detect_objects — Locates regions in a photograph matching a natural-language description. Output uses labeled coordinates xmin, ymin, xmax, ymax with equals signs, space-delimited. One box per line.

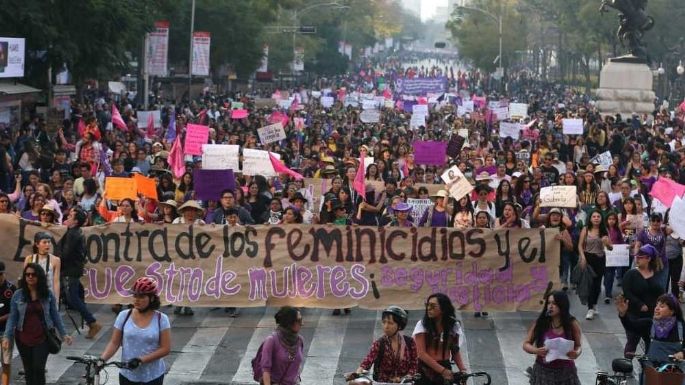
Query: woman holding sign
xmin=579 ymin=210 xmax=613 ymax=320
xmin=523 ymin=291 xmax=582 ymax=385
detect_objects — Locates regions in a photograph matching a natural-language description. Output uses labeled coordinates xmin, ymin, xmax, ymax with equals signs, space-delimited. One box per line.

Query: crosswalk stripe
xmin=492 ymin=312 xmax=531 ymax=385
xmin=231 ymin=307 xmax=277 ymax=384
xmin=299 ymin=312 xmax=350 ymax=385
xmin=164 ymin=310 xmax=234 ymax=385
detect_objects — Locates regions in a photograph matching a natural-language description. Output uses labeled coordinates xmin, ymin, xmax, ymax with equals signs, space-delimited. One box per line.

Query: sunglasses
xmin=24 ymin=272 xmax=37 ymax=278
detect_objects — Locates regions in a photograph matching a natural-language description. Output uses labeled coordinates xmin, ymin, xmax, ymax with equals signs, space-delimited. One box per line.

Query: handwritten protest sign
xmin=605 ymin=244 xmax=630 ymax=267
xmin=362 ymin=99 xmax=379 ymax=110
xmin=412 ymin=141 xmax=447 ymax=166
xmin=132 ymin=174 xmax=158 ymax=201
xmin=462 ymin=100 xmax=475 ymax=112
xmin=407 ymin=198 xmax=433 ymax=224
xmin=184 ymin=124 xmax=210 ymax=156
xmin=278 ymin=99 xmax=292 ymax=110
xmin=441 ymin=166 xmax=473 ymax=200
xmin=136 ymin=110 xmax=161 ymax=129
xmin=242 ymin=149 xmax=279 ymax=176
xmin=257 ymin=122 xmax=286 ymax=145
xmin=193 ymin=169 xmax=236 ymax=201
xmin=499 ymin=122 xmax=522 ymax=139
xmin=413 ymin=104 xmax=428 ymax=115
xmin=590 ymin=151 xmax=612 ymax=167
xmin=491 ymin=106 xmax=509 ymax=121
xmin=104 ymin=177 xmax=138 ymax=201
xmin=447 ymin=135 xmax=465 ymax=158
xmin=231 ymin=109 xmax=248 ymax=119
xmin=360 ymin=110 xmax=381 ymax=123
xmin=321 ymin=96 xmax=334 ymax=108
xmin=231 ymin=102 xmax=244 ymax=110
xmin=202 ymin=144 xmax=239 ymax=170
xmin=540 ymin=186 xmax=577 ymax=208
xmin=508 ymin=103 xmax=528 ymax=119
xmin=410 ymin=114 xmax=426 ymax=129
xmin=0 ymin=215 xmax=558 ymax=311
xmin=562 ymin=119 xmax=584 ymax=135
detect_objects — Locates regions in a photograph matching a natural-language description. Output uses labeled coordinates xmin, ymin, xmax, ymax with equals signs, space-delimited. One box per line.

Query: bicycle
xmin=67 ymin=355 xmax=130 ymax=385
xmin=452 ymin=371 xmax=492 ymax=385
xmin=595 ymin=357 xmax=634 ymax=385
xmin=344 ymin=370 xmax=418 ymax=385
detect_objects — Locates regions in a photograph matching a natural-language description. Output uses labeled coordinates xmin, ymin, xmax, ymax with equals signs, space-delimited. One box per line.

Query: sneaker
xmin=604 ymin=297 xmax=611 ymax=304
xmin=224 ymin=307 xmax=239 ymax=317
xmin=344 ymin=308 xmax=351 ymax=315
xmin=181 ymin=307 xmax=194 ymax=316
xmin=593 ymin=308 xmax=599 ymax=315
xmin=332 ymin=309 xmax=341 ymax=316
xmin=585 ymin=309 xmax=595 ymax=320
xmin=86 ymin=322 xmax=102 ymax=339
xmin=482 ymin=312 xmax=489 ymax=317
xmin=474 ymin=312 xmax=481 ymax=318
xmin=174 ymin=306 xmax=182 ymax=315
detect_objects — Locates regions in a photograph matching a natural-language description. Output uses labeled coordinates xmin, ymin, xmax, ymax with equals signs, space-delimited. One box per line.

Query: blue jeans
xmin=654 ymin=264 xmax=670 ymax=292
xmin=603 ymin=267 xmax=618 ymax=298
xmin=62 ymin=276 xmax=96 ymax=324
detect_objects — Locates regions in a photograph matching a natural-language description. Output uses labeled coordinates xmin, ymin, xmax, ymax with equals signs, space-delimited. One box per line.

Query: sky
xmin=421 ymin=0 xmax=447 ymax=22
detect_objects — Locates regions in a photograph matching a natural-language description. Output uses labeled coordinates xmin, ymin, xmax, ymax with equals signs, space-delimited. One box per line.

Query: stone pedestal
xmin=595 ymin=60 xmax=655 ymax=118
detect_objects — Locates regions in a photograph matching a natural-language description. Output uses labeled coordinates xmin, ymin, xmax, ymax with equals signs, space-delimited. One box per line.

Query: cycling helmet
xmin=382 ymin=305 xmax=408 ymax=330
xmin=130 ymin=277 xmax=158 ymax=295
xmin=34 ymin=231 xmax=53 ymax=243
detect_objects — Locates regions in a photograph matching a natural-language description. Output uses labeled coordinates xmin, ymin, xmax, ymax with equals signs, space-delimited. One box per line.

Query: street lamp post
xmin=290 ymin=2 xmax=349 ymax=75
xmin=457 ymin=6 xmax=503 ymax=81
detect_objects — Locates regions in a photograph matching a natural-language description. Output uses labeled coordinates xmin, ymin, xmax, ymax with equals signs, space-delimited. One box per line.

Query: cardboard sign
xmin=410 ymin=114 xmax=426 ymax=129
xmin=562 ymin=119 xmax=584 ymax=135
xmin=412 ymin=140 xmax=447 ymax=166
xmin=202 ymin=144 xmax=240 ymax=170
xmin=132 ymin=174 xmax=158 ymax=201
xmin=184 ymin=124 xmax=210 ymax=156
xmin=360 ymin=110 xmax=380 ymax=123
xmin=242 ymin=149 xmax=280 ymax=176
xmin=257 ymin=122 xmax=286 ymax=145
xmin=499 ymin=122 xmax=522 ymax=139
xmin=413 ymin=104 xmax=428 ymax=115
xmin=193 ymin=169 xmax=236 ymax=201
xmin=491 ymin=106 xmax=509 ymax=121
xmin=508 ymin=103 xmax=528 ymax=119
xmin=0 ymin=215 xmax=559 ymax=311
xmin=362 ymin=99 xmax=379 ymax=110
xmin=104 ymin=177 xmax=138 ymax=201
xmin=590 ymin=151 xmax=612 ymax=167
xmin=539 ymin=186 xmax=577 ymax=208
xmin=407 ymin=198 xmax=433 ymax=224
xmin=605 ymin=244 xmax=630 ymax=267
xmin=441 ymin=166 xmax=473 ymax=201
xmin=321 ymin=96 xmax=334 ymax=108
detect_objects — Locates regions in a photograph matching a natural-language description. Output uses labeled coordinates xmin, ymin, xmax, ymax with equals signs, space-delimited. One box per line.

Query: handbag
xmin=39 ymin=302 xmax=62 ymax=354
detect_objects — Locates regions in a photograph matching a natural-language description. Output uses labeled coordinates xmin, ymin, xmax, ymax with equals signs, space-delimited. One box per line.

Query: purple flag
xmin=412 ymin=140 xmax=447 ymax=166
xmin=193 ymin=169 xmax=236 ymax=201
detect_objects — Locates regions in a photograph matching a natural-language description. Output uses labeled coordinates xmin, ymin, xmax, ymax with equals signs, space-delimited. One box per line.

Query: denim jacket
xmin=3 ymin=289 xmax=66 ymax=340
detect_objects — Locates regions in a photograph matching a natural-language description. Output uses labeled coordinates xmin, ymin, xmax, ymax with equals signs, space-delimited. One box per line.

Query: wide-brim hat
xmin=594 ymin=165 xmax=607 ymax=173
xmin=394 ymin=202 xmax=411 ymax=212
xmin=475 ymin=171 xmax=492 ymax=181
xmin=39 ymin=204 xmax=55 ymax=216
xmin=159 ymin=199 xmax=178 ymax=211
xmin=548 ymin=208 xmax=563 ymax=216
xmin=178 ymin=200 xmax=204 ymax=213
xmin=322 ymin=165 xmax=338 ymax=174
xmin=432 ymin=189 xmax=449 ymax=199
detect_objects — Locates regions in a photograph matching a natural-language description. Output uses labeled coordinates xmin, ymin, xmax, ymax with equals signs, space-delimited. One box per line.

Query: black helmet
xmin=382 ymin=305 xmax=408 ymax=330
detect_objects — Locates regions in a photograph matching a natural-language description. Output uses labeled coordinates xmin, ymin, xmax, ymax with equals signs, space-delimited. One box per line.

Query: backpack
xmin=372 ymin=335 xmax=415 ymax=381
xmin=252 ymin=333 xmax=304 ymax=383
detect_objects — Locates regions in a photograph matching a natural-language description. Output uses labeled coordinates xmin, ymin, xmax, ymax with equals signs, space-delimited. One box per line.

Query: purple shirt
xmin=637 ymin=229 xmax=666 ymax=265
xmin=260 ymin=333 xmax=304 ymax=385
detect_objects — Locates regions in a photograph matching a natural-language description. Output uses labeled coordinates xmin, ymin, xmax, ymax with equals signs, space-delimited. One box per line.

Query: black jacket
xmin=58 ymin=226 xmax=86 ymax=278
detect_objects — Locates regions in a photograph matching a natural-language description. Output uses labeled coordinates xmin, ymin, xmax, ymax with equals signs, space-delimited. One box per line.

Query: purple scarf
xmin=653 ymin=316 xmax=676 ymax=339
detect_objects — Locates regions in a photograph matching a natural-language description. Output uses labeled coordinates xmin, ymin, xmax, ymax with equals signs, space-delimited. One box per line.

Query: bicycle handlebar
xmin=66 ymin=355 xmax=129 ymax=369
xmin=453 ymin=371 xmax=492 ymax=385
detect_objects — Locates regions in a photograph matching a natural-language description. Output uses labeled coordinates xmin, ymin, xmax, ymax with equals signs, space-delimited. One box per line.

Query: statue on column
xmin=599 ymin=0 xmax=654 ymax=63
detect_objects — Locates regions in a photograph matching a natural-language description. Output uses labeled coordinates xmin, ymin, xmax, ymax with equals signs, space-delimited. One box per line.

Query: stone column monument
xmin=595 ymin=0 xmax=656 ymax=118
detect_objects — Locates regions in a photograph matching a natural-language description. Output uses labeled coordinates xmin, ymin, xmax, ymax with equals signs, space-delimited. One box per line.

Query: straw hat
xmin=39 ymin=204 xmax=56 ymax=216
xmin=158 ymin=200 xmax=178 ymax=211
xmin=322 ymin=165 xmax=338 ymax=175
xmin=475 ymin=171 xmax=492 ymax=181
xmin=178 ymin=200 xmax=204 ymax=213
xmin=431 ymin=189 xmax=449 ymax=199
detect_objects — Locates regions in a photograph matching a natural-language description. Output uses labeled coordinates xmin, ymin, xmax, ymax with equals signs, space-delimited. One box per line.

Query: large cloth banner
xmin=191 ymin=31 xmax=211 ymax=76
xmin=3 ymin=216 xmax=558 ymax=312
xmin=147 ymin=21 xmax=169 ymax=77
xmin=395 ymin=77 xmax=448 ymax=95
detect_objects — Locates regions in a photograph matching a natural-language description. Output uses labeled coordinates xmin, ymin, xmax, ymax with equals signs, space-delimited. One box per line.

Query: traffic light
xmin=299 ymin=26 xmax=316 ymax=34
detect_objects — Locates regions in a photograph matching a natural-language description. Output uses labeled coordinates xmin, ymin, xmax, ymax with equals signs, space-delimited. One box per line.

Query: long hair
xmin=120 ymin=198 xmax=139 ymax=222
xmin=656 ymin=293 xmax=684 ymax=322
xmin=21 ymin=263 xmax=50 ymax=301
xmin=586 ymin=209 xmax=609 ymax=237
xmin=421 ymin=293 xmax=457 ymax=356
xmin=531 ymin=291 xmax=575 ymax=347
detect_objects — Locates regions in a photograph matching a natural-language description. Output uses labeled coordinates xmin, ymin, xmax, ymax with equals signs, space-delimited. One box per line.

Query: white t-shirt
xmin=412 ymin=319 xmax=464 ymax=348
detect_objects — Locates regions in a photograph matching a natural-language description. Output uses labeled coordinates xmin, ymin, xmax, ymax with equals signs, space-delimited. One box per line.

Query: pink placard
xmin=184 ymin=124 xmax=209 ymax=155
xmin=231 ymin=109 xmax=248 ymax=119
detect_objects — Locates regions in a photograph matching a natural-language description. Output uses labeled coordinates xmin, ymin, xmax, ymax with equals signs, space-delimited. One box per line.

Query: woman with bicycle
xmin=100 ymin=277 xmax=171 ymax=385
xmin=2 ymin=263 xmax=73 ymax=385
xmin=616 ymin=293 xmax=685 ymax=375
xmin=353 ymin=306 xmax=418 ymax=383
xmin=412 ymin=293 xmax=467 ymax=385
xmin=522 ymin=290 xmax=582 ymax=385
